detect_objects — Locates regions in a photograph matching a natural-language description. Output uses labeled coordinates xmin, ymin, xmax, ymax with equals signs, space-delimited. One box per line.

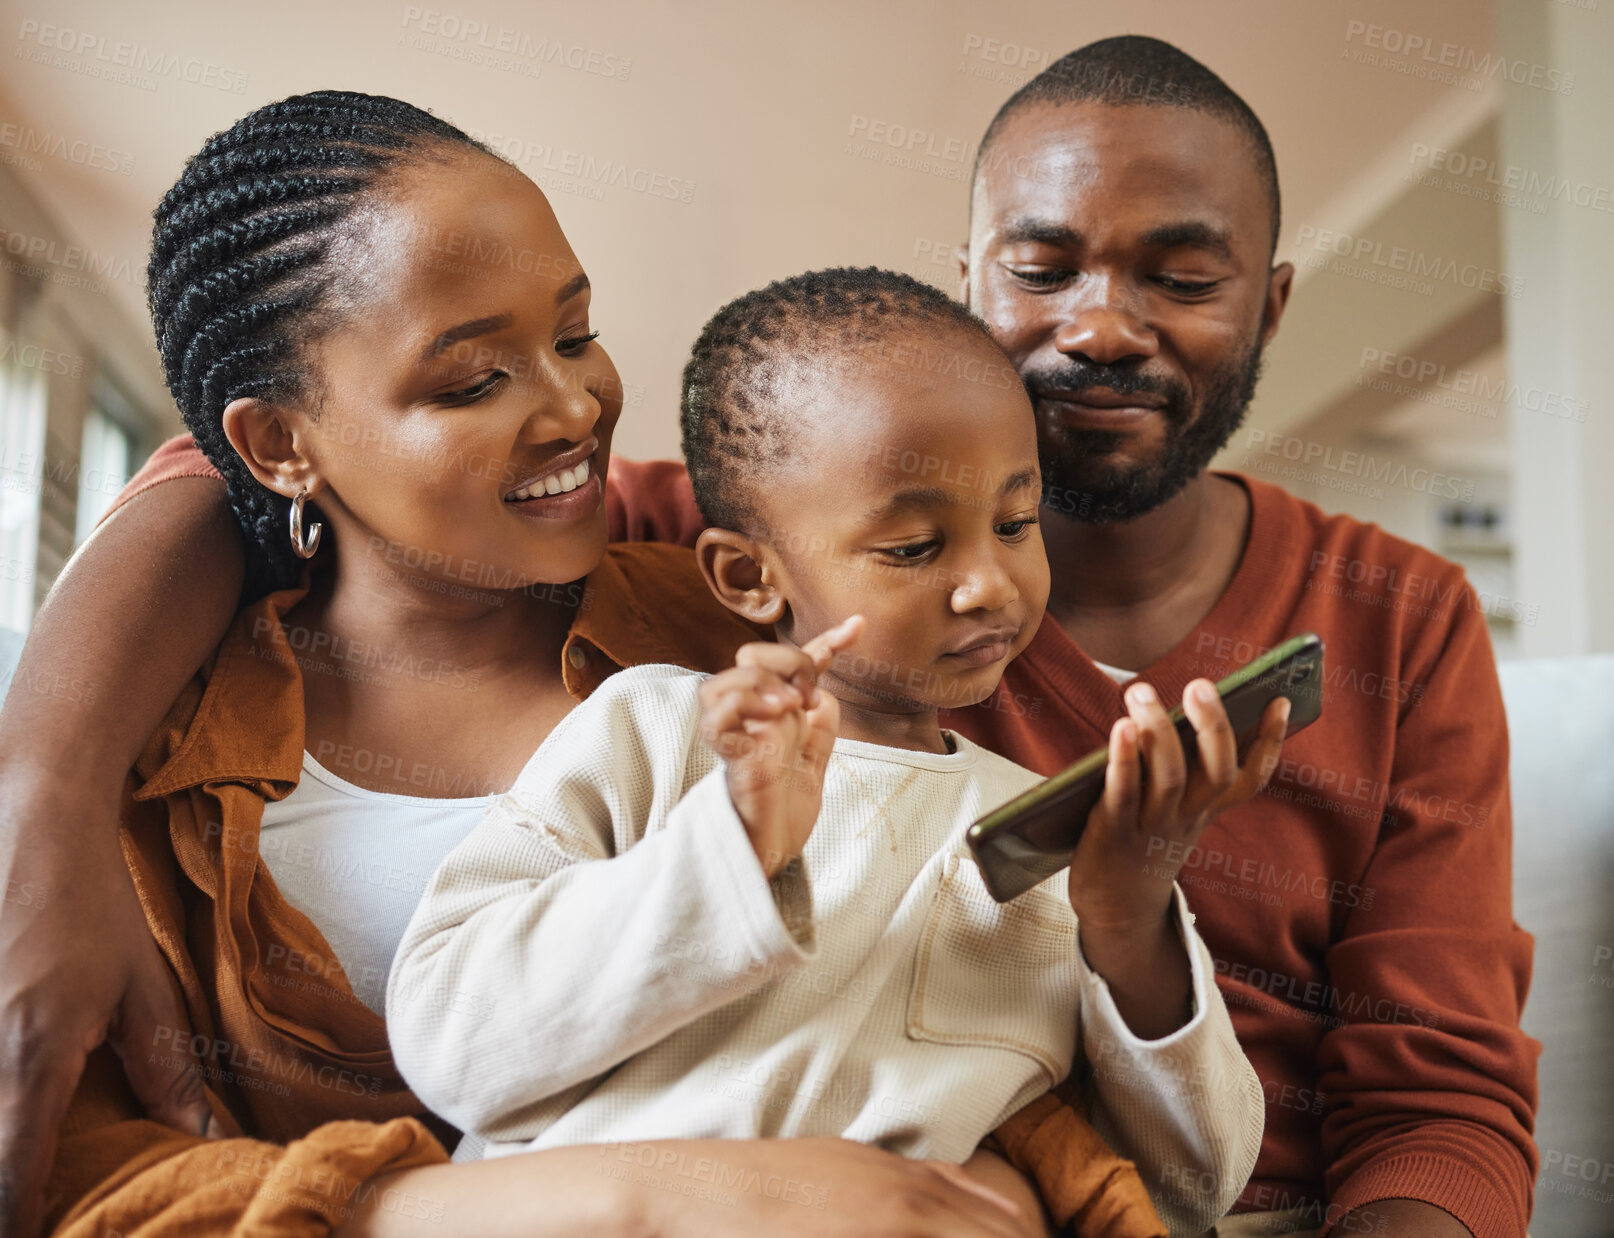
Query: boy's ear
xmin=696 ymin=528 xmax=786 ymax=626
xmin=220 ymin=397 xmax=322 ymax=498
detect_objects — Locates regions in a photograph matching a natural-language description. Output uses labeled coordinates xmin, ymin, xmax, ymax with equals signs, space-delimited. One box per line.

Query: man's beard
xmin=1025 ymin=337 xmax=1265 ymax=525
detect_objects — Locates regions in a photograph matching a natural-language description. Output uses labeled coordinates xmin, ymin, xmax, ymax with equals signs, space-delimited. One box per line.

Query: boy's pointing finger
xmin=735 ymin=643 xmax=819 ymax=684
xmin=801 ymin=614 xmax=864 ymax=668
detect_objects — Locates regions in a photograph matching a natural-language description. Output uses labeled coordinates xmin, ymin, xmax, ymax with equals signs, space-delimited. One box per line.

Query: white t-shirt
xmin=260 ymin=753 xmax=495 ymax=1014
xmin=389 ymin=664 xmax=1262 ymax=1232
xmin=1092 ymin=657 xmax=1136 ymax=684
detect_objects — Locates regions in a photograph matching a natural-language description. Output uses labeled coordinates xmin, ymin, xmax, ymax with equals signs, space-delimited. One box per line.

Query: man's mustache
xmin=1021 ymin=361 xmax=1187 ymax=416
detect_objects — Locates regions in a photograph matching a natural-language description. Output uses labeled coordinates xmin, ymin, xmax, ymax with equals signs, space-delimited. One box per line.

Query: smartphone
xmin=966 ymin=633 xmax=1325 ymax=903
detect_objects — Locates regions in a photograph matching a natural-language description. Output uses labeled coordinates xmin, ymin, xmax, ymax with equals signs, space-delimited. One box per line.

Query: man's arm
xmin=606 ymin=456 xmax=705 ymax=546
xmin=0 ymin=468 xmax=243 ymax=1238
xmin=1338 ymin=1198 xmax=1474 ymax=1236
xmin=1318 ymin=579 xmax=1537 ymax=1238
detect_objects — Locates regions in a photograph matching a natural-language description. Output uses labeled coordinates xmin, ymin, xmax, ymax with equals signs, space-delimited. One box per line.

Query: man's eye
xmin=1156 ymin=277 xmax=1221 ymax=295
xmin=882 ymin=540 xmax=938 ymax=562
xmin=558 ymin=330 xmax=601 ymax=356
xmin=1005 ymin=267 xmax=1072 ymax=289
xmin=441 ymin=372 xmax=507 ymax=403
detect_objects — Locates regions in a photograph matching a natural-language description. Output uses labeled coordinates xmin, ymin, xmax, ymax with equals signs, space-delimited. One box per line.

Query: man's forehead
xmin=975 ymin=100 xmax=1261 ymax=221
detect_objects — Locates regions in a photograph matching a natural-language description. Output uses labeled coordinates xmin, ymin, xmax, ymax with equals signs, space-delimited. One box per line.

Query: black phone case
xmin=966 ymin=633 xmax=1326 ymax=903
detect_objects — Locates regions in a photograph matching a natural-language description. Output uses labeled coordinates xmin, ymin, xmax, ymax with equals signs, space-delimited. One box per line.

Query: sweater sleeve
xmin=988 ymin=1093 xmax=1169 ymax=1238
xmin=106 ymin=434 xmax=222 ymax=520
xmin=1079 ymin=888 xmax=1265 ymax=1237
xmin=1317 ymin=580 xmax=1537 ymax=1238
xmin=386 ymin=666 xmax=814 ymax=1141
xmin=605 ymin=457 xmax=705 ymax=546
xmin=49 ymin=1116 xmax=446 ymax=1237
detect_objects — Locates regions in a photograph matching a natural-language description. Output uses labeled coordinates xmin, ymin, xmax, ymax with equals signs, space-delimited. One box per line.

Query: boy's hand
xmin=698 ymin=617 xmax=863 ymax=877
xmin=1068 ymin=679 xmax=1289 ymax=932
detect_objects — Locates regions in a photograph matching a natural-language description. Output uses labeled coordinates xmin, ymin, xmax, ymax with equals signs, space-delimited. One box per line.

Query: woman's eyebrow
xmin=419 ymin=314 xmax=515 ymax=362
xmin=416 ymin=275 xmax=589 ymax=363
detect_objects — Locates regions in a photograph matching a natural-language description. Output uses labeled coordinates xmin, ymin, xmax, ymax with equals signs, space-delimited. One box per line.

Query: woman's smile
xmin=502 ymin=442 xmax=603 ymax=521
xmin=503 ymin=464 xmax=603 ymax=521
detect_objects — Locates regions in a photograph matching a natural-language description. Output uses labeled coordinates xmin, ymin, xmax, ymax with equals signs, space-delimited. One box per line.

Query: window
xmin=74 ymin=396 xmax=136 ymax=546
xmin=0 ymin=353 xmax=46 ymax=633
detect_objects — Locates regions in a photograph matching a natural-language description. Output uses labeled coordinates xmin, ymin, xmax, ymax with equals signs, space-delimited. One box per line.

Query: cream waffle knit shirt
xmin=388 ymin=665 xmax=1263 ymax=1235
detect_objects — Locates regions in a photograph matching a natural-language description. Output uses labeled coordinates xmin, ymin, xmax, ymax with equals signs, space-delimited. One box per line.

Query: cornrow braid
xmin=147 ymin=90 xmax=499 ymax=598
xmin=679 ymin=266 xmax=1001 ymax=535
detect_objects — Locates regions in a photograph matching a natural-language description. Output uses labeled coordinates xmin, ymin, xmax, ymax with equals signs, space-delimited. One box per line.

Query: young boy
xmin=387 ymin=269 xmax=1286 ymax=1236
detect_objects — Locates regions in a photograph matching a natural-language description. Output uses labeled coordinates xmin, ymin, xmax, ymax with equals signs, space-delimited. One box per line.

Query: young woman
xmin=0 ymin=92 xmax=1084 ymax=1238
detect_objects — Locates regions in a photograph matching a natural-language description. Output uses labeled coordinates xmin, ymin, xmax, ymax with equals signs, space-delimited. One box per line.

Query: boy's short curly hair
xmin=679 ymin=266 xmax=1003 ymax=534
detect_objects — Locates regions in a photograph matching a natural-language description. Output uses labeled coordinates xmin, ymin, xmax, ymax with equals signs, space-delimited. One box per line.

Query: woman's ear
xmin=220 ymin=397 xmax=321 ymax=498
xmin=696 ymin=528 xmax=786 ymax=626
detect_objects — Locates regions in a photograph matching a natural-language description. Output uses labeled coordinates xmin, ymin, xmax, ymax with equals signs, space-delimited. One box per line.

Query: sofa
xmin=1501 ymin=656 xmax=1614 ymax=1237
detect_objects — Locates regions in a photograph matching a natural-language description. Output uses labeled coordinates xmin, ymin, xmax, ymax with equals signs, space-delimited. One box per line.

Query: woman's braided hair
xmin=147 ymin=90 xmax=498 ymax=597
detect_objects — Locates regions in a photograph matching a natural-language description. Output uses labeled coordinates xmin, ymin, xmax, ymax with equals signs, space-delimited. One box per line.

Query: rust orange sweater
xmin=946 ymin=475 xmax=1539 ymax=1237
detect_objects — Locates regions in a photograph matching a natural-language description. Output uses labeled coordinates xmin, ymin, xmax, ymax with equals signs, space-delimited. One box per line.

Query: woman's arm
xmin=605 ymin=457 xmax=705 ymax=548
xmin=339 ymin=1138 xmax=1034 ymax=1238
xmin=0 ymin=474 xmax=243 ymax=1238
xmin=51 ymin=1099 xmax=1028 ymax=1238
xmin=957 ymin=1147 xmax=1055 ymax=1238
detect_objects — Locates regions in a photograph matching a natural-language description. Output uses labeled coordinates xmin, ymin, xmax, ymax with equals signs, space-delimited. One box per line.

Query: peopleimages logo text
xmin=1343 ymin=20 xmax=1574 ymax=94
xmin=1293 ymin=225 xmax=1521 ymax=298
xmin=15 ymin=21 xmax=249 ymax=93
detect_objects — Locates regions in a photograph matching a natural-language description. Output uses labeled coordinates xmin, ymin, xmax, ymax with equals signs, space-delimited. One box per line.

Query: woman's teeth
xmin=507 ymin=457 xmax=590 ymax=501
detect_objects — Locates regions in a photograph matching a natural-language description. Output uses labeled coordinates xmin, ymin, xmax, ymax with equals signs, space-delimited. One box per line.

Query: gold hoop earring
xmin=288 ymin=489 xmax=322 ymax=559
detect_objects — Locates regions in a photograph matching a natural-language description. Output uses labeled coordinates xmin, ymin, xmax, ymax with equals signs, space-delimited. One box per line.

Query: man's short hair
xmin=680 ymin=266 xmax=1001 ymax=535
xmin=973 ymin=35 xmax=1281 ymax=253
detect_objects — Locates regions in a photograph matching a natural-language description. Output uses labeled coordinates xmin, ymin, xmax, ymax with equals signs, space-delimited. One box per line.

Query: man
xmin=943 ymin=37 xmax=1536 ymax=1238
xmin=0 ymin=34 xmax=1536 ymax=1238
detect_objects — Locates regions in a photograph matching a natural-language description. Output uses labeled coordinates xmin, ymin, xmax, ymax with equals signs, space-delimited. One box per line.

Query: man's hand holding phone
xmin=698 ymin=616 xmax=864 ymax=877
xmin=1070 ymin=678 xmax=1289 ymax=929
xmin=1066 ymin=679 xmax=1289 ymax=1038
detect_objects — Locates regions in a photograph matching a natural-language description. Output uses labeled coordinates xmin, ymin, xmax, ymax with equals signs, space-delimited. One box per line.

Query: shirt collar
xmin=134 ymin=576 xmax=312 ymax=800
xmin=135 ymin=543 xmax=763 ymax=798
